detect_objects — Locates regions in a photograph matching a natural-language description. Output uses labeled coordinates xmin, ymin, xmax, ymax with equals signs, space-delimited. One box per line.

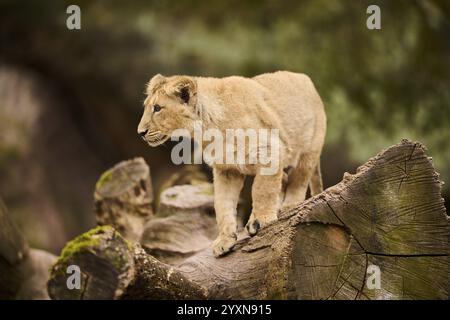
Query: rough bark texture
xmin=47 ymin=140 xmax=450 ymax=299
xmin=0 ymin=198 xmax=56 ymax=299
xmin=95 ymin=157 xmax=154 ymax=242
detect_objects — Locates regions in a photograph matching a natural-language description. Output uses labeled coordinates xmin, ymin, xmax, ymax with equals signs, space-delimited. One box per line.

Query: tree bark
xmin=0 ymin=198 xmax=56 ymax=299
xmin=47 ymin=140 xmax=450 ymax=299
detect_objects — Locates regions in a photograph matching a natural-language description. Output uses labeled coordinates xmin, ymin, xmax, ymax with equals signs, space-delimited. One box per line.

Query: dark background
xmin=0 ymin=0 xmax=449 ymax=253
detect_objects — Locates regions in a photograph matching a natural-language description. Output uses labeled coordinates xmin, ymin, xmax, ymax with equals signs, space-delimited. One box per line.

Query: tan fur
xmin=138 ymin=71 xmax=326 ymax=257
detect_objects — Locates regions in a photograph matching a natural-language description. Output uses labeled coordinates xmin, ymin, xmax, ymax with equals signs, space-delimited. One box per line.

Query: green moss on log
xmin=96 ymin=170 xmax=113 ymax=189
xmin=58 ymin=225 xmax=113 ymax=264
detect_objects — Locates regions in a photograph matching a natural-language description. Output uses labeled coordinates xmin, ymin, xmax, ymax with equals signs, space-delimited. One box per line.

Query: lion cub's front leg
xmin=212 ymin=168 xmax=245 ymax=257
xmin=246 ymin=170 xmax=283 ymax=236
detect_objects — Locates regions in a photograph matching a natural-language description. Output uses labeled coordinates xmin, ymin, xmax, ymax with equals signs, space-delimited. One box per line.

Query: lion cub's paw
xmin=212 ymin=233 xmax=237 ymax=257
xmin=245 ymin=214 xmax=277 ymax=236
xmin=245 ymin=218 xmax=261 ymax=236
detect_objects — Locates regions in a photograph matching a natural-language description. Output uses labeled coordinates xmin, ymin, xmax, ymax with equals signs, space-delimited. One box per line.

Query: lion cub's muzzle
xmin=139 ymin=130 xmax=169 ymax=147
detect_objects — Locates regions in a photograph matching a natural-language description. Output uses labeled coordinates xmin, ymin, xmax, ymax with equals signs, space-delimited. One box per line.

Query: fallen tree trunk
xmin=0 ymin=198 xmax=56 ymax=299
xmin=47 ymin=140 xmax=450 ymax=299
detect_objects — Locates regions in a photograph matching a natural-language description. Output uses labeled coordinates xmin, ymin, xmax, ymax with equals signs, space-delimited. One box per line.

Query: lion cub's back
xmin=252 ymin=71 xmax=321 ymax=111
xmin=252 ymin=71 xmax=326 ymax=153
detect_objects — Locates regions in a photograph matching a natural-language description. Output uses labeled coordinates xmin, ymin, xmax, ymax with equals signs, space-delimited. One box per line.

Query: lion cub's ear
xmin=168 ymin=76 xmax=197 ymax=105
xmin=146 ymin=74 xmax=166 ymax=94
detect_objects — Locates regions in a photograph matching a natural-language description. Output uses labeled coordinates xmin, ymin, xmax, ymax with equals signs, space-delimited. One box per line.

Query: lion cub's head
xmin=138 ymin=74 xmax=198 ymax=146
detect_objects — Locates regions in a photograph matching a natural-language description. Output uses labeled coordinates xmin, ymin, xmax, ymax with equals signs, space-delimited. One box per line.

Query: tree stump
xmin=94 ymin=157 xmax=154 ymax=242
xmin=48 ymin=140 xmax=450 ymax=299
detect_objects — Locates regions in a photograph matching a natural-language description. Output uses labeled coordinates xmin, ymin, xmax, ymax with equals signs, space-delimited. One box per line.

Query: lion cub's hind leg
xmin=309 ymin=161 xmax=323 ymax=196
xmin=245 ymin=170 xmax=283 ymax=236
xmin=282 ymin=152 xmax=321 ymax=210
xmin=212 ymin=168 xmax=245 ymax=257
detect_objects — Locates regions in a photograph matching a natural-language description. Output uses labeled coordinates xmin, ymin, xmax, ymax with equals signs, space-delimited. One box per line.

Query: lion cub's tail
xmin=309 ymin=161 xmax=323 ymax=196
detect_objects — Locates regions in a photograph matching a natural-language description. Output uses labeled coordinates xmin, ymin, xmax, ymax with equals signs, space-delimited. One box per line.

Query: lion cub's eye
xmin=153 ymin=104 xmax=162 ymax=113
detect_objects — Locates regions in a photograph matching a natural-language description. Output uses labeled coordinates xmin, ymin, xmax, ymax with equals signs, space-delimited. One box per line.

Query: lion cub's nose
xmin=138 ymin=129 xmax=148 ymax=137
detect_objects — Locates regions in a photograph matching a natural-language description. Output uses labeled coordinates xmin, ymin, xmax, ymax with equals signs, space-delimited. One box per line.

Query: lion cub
xmin=138 ymin=71 xmax=326 ymax=257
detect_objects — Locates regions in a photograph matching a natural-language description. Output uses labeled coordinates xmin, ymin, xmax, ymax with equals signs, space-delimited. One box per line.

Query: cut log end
xmin=95 ymin=158 xmax=151 ymax=197
xmin=47 ymin=226 xmax=206 ymax=300
xmin=141 ymin=183 xmax=217 ymax=264
xmin=289 ymin=140 xmax=450 ymax=299
xmin=47 ymin=226 xmax=135 ymax=300
xmin=158 ymin=183 xmax=214 ymax=216
xmin=94 ymin=158 xmax=153 ymax=241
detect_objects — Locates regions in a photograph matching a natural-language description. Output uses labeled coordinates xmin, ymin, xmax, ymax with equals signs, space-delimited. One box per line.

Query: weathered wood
xmin=287 ymin=140 xmax=450 ymax=299
xmin=47 ymin=226 xmax=206 ymax=299
xmin=158 ymin=183 xmax=214 ymax=216
xmin=141 ymin=183 xmax=217 ymax=265
xmin=155 ymin=164 xmax=210 ymax=210
xmin=95 ymin=157 xmax=154 ymax=241
xmin=96 ymin=159 xmax=217 ymax=265
xmin=48 ymin=140 xmax=450 ymax=299
xmin=0 ymin=198 xmax=56 ymax=299
xmin=15 ymin=249 xmax=57 ymax=299
xmin=48 ymin=226 xmax=136 ymax=299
